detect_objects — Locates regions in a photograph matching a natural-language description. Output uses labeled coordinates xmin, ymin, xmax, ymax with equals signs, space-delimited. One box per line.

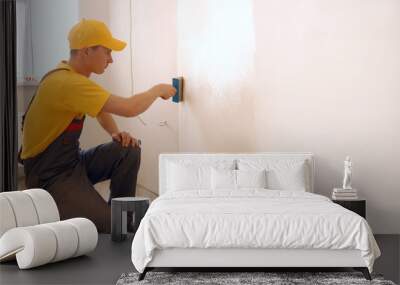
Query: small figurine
xmin=342 ymin=156 xmax=352 ymax=190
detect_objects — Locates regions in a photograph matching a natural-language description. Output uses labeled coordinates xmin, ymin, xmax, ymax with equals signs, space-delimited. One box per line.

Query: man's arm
xmin=97 ymin=112 xmax=119 ymax=135
xmin=97 ymin=112 xmax=139 ymax=147
xmin=101 ymin=84 xmax=176 ymax=117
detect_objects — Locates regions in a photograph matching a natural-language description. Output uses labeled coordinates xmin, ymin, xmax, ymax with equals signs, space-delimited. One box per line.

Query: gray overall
xmin=22 ymin=70 xmax=141 ymax=233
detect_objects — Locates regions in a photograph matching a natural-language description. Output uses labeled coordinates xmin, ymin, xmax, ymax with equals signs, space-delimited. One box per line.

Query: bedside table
xmin=332 ymin=199 xmax=366 ymax=219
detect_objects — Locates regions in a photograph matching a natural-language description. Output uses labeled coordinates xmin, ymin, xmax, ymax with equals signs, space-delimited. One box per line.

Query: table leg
xmin=111 ymin=202 xmax=124 ymax=241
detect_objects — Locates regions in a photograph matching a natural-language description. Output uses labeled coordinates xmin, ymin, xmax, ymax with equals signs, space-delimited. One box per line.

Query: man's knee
xmin=126 ymin=145 xmax=141 ymax=166
xmin=109 ymin=141 xmax=141 ymax=164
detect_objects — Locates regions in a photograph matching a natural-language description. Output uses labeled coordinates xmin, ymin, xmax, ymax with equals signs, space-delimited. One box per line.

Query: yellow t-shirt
xmin=21 ymin=61 xmax=110 ymax=159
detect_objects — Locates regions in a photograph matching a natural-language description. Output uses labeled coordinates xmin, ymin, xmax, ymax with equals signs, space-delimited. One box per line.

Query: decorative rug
xmin=116 ymin=271 xmax=396 ymax=285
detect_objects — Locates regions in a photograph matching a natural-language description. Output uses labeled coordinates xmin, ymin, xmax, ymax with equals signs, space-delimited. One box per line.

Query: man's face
xmin=86 ymin=46 xmax=113 ymax=74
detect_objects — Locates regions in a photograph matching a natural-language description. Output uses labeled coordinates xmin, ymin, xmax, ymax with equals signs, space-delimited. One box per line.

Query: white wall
xmin=130 ymin=0 xmax=179 ymax=193
xmin=176 ymin=0 xmax=400 ymax=234
xmin=79 ymin=0 xmax=114 ymax=149
xmin=250 ymin=0 xmax=400 ymax=234
xmin=79 ymin=0 xmax=179 ymax=197
xmin=80 ymin=0 xmax=399 ymax=233
xmin=29 ymin=0 xmax=79 ymax=80
xmin=177 ymin=0 xmax=258 ymax=152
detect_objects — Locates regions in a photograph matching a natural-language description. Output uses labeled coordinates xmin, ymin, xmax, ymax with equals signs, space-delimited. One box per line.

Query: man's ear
xmin=82 ymin=47 xmax=90 ymax=56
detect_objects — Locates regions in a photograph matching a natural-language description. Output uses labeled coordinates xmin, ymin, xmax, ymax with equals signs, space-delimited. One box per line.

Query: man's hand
xmin=150 ymin=84 xmax=176 ymax=100
xmin=111 ymin=131 xmax=139 ymax=147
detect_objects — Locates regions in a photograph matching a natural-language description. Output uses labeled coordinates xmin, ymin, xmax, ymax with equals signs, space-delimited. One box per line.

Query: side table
xmin=332 ymin=199 xmax=366 ymax=219
xmin=111 ymin=197 xmax=150 ymax=242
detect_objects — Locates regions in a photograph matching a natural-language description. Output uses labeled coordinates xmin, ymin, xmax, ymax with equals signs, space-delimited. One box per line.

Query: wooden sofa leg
xmin=138 ymin=268 xmax=148 ymax=281
xmin=354 ymin=267 xmax=372 ymax=280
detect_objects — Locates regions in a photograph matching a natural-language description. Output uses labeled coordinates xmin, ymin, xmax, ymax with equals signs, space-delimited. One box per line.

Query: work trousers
xmin=24 ymin=119 xmax=141 ymax=233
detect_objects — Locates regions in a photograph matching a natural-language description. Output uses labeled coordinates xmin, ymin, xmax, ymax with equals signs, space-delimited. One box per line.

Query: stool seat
xmin=113 ymin=197 xmax=149 ymax=202
xmin=111 ymin=197 xmax=150 ymax=242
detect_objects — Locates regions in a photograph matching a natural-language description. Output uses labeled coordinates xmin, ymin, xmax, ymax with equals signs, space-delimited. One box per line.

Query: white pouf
xmin=0 ymin=189 xmax=98 ymax=269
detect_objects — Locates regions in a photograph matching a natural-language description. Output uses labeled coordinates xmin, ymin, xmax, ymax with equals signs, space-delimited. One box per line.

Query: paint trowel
xmin=172 ymin=77 xmax=184 ymax=103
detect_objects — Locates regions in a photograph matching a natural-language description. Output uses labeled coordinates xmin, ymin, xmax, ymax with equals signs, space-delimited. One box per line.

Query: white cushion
xmin=0 ymin=196 xmax=16 ymax=237
xmin=211 ymin=169 xmax=268 ymax=190
xmin=24 ymin=189 xmax=60 ymax=223
xmin=0 ymin=191 xmax=39 ymax=227
xmin=238 ymin=159 xmax=307 ymax=191
xmin=167 ymin=163 xmax=210 ymax=191
xmin=66 ymin=218 xmax=98 ymax=257
xmin=167 ymin=160 xmax=235 ymax=192
xmin=0 ymin=190 xmax=60 ymax=237
xmin=159 ymin=154 xmax=314 ymax=194
xmin=42 ymin=221 xmax=79 ymax=262
xmin=0 ymin=225 xmax=57 ymax=268
xmin=237 ymin=169 xmax=267 ymax=188
xmin=211 ymin=168 xmax=236 ymax=190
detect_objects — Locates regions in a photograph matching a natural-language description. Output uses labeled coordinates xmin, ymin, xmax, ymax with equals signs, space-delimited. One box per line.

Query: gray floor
xmin=0 ymin=234 xmax=399 ymax=285
xmin=374 ymin=234 xmax=400 ymax=284
xmin=0 ymin=234 xmax=134 ymax=285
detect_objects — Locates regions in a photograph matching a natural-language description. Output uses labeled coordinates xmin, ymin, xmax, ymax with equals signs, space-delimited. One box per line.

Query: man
xmin=20 ymin=19 xmax=176 ymax=233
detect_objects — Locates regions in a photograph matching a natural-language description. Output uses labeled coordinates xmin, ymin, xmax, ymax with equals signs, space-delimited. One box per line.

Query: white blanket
xmin=131 ymin=190 xmax=380 ymax=272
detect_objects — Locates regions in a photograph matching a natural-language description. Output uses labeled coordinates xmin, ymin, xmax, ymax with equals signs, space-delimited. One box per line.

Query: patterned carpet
xmin=116 ymin=271 xmax=396 ymax=285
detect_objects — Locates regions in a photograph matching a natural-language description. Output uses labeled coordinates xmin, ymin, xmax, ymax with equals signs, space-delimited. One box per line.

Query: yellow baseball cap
xmin=68 ymin=19 xmax=126 ymax=51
